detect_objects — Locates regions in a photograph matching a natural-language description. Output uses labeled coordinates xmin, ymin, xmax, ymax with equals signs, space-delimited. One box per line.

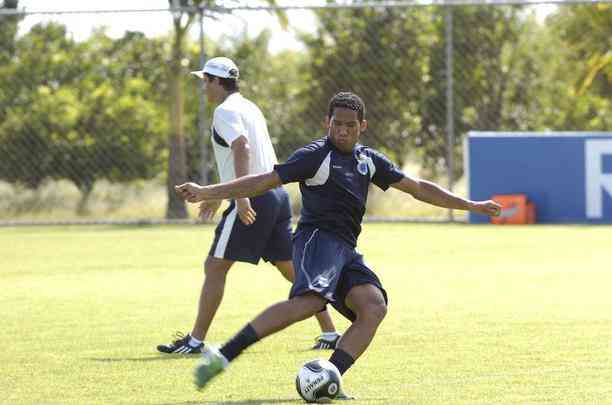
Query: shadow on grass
xmin=159 ymin=397 xmax=388 ymax=404
xmin=87 ymin=350 xmax=280 ymax=363
xmin=158 ymin=399 xmax=301 ymax=405
xmin=88 ymin=354 xmax=199 ymax=362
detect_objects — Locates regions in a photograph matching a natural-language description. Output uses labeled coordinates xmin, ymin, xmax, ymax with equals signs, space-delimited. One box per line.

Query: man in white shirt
xmin=157 ymin=57 xmax=340 ymax=354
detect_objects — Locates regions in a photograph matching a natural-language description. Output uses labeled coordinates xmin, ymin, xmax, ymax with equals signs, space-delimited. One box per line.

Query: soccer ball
xmin=295 ymin=359 xmax=342 ymax=403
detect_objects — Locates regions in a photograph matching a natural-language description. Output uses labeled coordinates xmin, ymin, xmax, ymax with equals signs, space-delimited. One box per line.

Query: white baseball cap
xmin=190 ymin=57 xmax=239 ymax=79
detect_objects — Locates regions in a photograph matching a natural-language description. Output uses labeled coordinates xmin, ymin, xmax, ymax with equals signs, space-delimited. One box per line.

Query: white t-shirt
xmin=211 ymin=93 xmax=278 ymax=183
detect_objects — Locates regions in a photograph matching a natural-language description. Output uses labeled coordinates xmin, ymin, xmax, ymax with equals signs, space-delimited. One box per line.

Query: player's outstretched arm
xmin=175 ymin=171 xmax=282 ymax=203
xmin=390 ymin=175 xmax=501 ymax=217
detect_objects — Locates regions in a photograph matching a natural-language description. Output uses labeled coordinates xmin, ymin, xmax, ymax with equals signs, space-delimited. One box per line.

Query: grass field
xmin=2 ymin=224 xmax=612 ymax=405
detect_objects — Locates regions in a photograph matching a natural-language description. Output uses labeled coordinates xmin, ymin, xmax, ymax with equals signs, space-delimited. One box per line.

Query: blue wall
xmin=467 ymin=132 xmax=612 ymax=224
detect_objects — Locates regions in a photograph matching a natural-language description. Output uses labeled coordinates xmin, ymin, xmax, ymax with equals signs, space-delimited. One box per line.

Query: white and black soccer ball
xmin=295 ymin=359 xmax=342 ymax=403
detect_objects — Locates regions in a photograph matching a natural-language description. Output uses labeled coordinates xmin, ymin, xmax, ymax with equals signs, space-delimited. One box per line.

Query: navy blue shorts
xmin=289 ymin=226 xmax=388 ymax=322
xmin=209 ymin=187 xmax=293 ymax=265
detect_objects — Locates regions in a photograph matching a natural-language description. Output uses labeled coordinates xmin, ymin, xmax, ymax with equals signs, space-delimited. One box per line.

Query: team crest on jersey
xmin=357 ymin=161 xmax=369 ymax=176
xmin=356 ymin=153 xmax=371 ymax=176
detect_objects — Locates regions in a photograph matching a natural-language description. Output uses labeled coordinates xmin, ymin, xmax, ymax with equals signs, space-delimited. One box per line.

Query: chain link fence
xmin=1 ymin=1 xmax=610 ymax=224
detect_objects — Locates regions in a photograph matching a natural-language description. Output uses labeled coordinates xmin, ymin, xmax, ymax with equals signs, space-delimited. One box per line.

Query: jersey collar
xmin=222 ymin=91 xmax=241 ymax=103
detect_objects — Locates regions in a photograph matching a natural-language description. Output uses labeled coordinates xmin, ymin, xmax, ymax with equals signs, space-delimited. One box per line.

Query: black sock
xmin=219 ymin=323 xmax=260 ymax=363
xmin=329 ymin=348 xmax=355 ymax=375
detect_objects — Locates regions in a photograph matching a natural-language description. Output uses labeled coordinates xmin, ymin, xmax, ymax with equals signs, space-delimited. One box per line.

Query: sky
xmin=16 ymin=0 xmax=318 ymax=53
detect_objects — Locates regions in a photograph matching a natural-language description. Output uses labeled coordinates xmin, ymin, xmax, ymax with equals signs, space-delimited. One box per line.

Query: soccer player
xmin=175 ymin=92 xmax=501 ymax=395
xmin=157 ymin=57 xmax=340 ymax=354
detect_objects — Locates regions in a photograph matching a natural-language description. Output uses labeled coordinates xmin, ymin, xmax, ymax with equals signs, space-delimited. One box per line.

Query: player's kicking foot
xmin=157 ymin=332 xmax=204 ymax=354
xmin=336 ymin=387 xmax=355 ymax=400
xmin=194 ymin=346 xmax=228 ymax=390
xmin=311 ymin=332 xmax=342 ymax=350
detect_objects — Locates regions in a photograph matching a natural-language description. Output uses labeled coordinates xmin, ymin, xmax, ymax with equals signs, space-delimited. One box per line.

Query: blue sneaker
xmin=193 ymin=346 xmax=228 ymax=390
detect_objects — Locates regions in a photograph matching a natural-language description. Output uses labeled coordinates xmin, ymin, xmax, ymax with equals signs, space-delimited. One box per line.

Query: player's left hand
xmin=469 ymin=200 xmax=502 ymax=217
xmin=199 ymin=200 xmax=222 ymax=220
xmin=236 ymin=197 xmax=256 ymax=225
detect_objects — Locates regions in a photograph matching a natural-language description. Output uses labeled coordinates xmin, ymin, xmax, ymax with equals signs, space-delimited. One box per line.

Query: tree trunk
xmin=76 ymin=182 xmax=93 ymax=216
xmin=165 ymin=26 xmax=188 ymax=219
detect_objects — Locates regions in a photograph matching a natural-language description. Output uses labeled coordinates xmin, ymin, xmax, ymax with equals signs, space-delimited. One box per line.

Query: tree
xmin=0 ymin=0 xmax=21 ymax=130
xmin=446 ymin=6 xmax=525 ymax=176
xmin=0 ymin=0 xmax=21 ymax=65
xmin=0 ymin=23 xmax=168 ymax=214
xmin=536 ymin=4 xmax=612 ymax=130
xmin=0 ymin=23 xmax=81 ymax=190
xmin=500 ymin=4 xmax=611 ymax=132
xmin=295 ymin=6 xmax=435 ymax=167
xmin=551 ymin=4 xmax=611 ymax=97
xmin=294 ymin=4 xmax=527 ymax=178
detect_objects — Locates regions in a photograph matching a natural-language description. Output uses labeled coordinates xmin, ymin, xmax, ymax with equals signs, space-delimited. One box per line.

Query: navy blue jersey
xmin=274 ymin=137 xmax=405 ymax=246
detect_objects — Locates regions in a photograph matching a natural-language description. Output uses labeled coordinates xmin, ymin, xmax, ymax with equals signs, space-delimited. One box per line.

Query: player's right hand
xmin=236 ymin=197 xmax=256 ymax=226
xmin=175 ymin=182 xmax=205 ymax=203
xmin=199 ymin=200 xmax=222 ymax=221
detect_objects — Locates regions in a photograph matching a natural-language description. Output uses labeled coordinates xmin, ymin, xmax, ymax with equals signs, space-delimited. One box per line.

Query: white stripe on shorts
xmin=214 ymin=204 xmax=237 ymax=259
xmin=300 ymin=228 xmax=322 ymax=293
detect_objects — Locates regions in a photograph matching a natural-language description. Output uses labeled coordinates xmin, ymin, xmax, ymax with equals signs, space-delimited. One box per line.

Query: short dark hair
xmin=327 ymin=92 xmax=366 ymax=121
xmin=204 ymin=72 xmax=239 ymax=92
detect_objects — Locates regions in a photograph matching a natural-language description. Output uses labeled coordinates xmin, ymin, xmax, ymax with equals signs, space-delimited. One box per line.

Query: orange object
xmin=491 ymin=194 xmax=536 ymax=224
xmin=526 ymin=202 xmax=536 ymax=224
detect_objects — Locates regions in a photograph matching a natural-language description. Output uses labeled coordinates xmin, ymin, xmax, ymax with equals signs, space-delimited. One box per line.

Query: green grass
xmin=1 ymin=224 xmax=611 ymax=404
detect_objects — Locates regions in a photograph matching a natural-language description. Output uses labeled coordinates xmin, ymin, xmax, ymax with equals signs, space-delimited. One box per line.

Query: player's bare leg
xmin=272 ymin=259 xmax=295 ymax=282
xmin=191 ymin=256 xmax=235 ymax=341
xmin=251 ymin=292 xmax=328 ymax=337
xmin=322 ymin=284 xmax=386 ymax=400
xmin=157 ymin=256 xmax=234 ymax=354
xmin=313 ymin=308 xmax=337 ymax=334
xmin=274 ymin=260 xmax=337 ymax=334
xmin=335 ymin=283 xmax=387 ymax=360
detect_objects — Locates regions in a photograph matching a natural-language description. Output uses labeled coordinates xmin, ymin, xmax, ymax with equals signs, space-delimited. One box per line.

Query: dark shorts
xmin=289 ymin=226 xmax=388 ymax=322
xmin=209 ymin=187 xmax=293 ymax=265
